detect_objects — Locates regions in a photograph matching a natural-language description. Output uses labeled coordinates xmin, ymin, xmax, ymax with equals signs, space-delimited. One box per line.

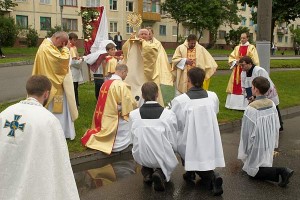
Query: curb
xmin=70 ymin=105 xmax=300 ymax=166
xmin=0 ymin=60 xmax=33 ymax=68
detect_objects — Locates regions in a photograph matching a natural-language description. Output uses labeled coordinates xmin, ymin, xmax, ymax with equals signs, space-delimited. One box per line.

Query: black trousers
xmin=181 ymin=158 xmax=214 ymax=181
xmin=276 ymin=105 xmax=283 ymax=128
xmin=94 ymin=74 xmax=104 ymax=100
xmin=73 ymin=82 xmax=79 ymax=107
xmin=253 ymin=167 xmax=284 ymax=182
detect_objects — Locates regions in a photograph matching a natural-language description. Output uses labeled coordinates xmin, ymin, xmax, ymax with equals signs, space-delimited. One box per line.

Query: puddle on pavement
xmin=73 ymin=154 xmax=139 ymax=196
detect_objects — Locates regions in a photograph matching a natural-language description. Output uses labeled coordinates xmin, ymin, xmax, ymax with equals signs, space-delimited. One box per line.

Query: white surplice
xmin=0 ymin=98 xmax=79 ymax=200
xmin=241 ymin=66 xmax=279 ymax=105
xmin=171 ymin=92 xmax=225 ymax=171
xmin=129 ymin=108 xmax=178 ymax=181
xmin=238 ymin=99 xmax=280 ymax=177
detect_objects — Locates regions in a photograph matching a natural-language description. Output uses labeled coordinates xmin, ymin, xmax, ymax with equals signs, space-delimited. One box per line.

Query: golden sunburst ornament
xmin=127 ymin=12 xmax=142 ymax=31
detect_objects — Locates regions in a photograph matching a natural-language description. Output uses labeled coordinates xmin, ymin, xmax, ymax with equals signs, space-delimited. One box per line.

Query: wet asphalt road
xmin=74 ymin=116 xmax=300 ymax=200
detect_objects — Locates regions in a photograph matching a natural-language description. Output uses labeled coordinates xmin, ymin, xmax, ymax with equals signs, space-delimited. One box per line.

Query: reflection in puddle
xmin=74 ymin=160 xmax=137 ymax=196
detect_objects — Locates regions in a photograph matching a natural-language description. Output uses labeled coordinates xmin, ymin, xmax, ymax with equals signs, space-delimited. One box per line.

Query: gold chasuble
xmin=172 ymin=40 xmax=218 ymax=93
xmin=32 ymin=39 xmax=78 ymax=121
xmin=81 ymin=79 xmax=136 ymax=154
xmin=122 ymin=38 xmax=172 ymax=106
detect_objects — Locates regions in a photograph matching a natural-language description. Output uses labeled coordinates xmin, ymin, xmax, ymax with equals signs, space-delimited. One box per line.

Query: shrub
xmin=26 ymin=27 xmax=39 ymax=47
xmin=0 ymin=16 xmax=19 ymax=46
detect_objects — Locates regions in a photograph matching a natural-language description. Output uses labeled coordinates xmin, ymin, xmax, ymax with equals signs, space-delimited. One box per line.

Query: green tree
xmin=0 ymin=0 xmax=18 ymax=12
xmin=161 ymin=0 xmax=187 ymax=43
xmin=225 ymin=26 xmax=250 ymax=46
xmin=0 ymin=16 xmax=19 ymax=46
xmin=290 ymin=27 xmax=300 ymax=45
xmin=183 ymin=0 xmax=240 ymax=46
xmin=237 ymin=0 xmax=300 ymax=44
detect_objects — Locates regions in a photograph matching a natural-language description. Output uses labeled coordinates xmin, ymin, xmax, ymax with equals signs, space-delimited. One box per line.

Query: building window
xmin=126 ymin=23 xmax=133 ymax=33
xmin=172 ymin=26 xmax=177 ymax=36
xmin=285 ymin=36 xmax=288 ymax=43
xmin=15 ymin=0 xmax=27 ymax=2
xmin=16 ymin=15 xmax=28 ymax=29
xmin=63 ymin=0 xmax=77 ymax=6
xmin=277 ymin=35 xmax=283 ymax=43
xmin=110 ymin=22 xmax=118 ymax=32
xmin=40 ymin=0 xmax=50 ymax=4
xmin=40 ymin=17 xmax=51 ymax=30
xmin=110 ymin=0 xmax=118 ymax=10
xmin=86 ymin=0 xmax=100 ymax=7
xmin=241 ymin=17 xmax=246 ymax=26
xmin=143 ymin=0 xmax=159 ymax=13
xmin=159 ymin=25 xmax=166 ymax=36
xmin=219 ymin=30 xmax=226 ymax=39
xmin=126 ymin=1 xmax=133 ymax=12
xmin=62 ymin=18 xmax=77 ymax=31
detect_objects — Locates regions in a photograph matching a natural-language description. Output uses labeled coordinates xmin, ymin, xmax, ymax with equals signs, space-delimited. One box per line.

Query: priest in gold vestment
xmin=122 ymin=29 xmax=173 ymax=106
xmin=32 ymin=31 xmax=78 ymax=140
xmin=172 ymin=34 xmax=218 ymax=96
xmin=81 ymin=64 xmax=137 ymax=154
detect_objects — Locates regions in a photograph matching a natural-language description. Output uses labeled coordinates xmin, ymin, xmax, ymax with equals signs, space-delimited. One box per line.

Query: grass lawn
xmin=165 ymin=48 xmax=297 ymax=56
xmin=1 ymin=47 xmax=298 ymax=64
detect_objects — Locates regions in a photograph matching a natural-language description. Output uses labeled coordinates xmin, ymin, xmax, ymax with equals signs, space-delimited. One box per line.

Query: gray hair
xmin=115 ymin=64 xmax=128 ymax=72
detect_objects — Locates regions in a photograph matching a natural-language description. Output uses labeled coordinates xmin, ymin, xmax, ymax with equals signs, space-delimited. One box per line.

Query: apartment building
xmin=4 ymin=0 xmax=300 ymax=48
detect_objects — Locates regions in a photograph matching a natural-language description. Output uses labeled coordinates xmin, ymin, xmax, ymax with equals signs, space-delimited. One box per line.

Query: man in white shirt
xmin=239 ymin=56 xmax=283 ymax=131
xmin=171 ymin=67 xmax=225 ymax=196
xmin=238 ymin=76 xmax=293 ymax=187
xmin=130 ymin=82 xmax=178 ymax=191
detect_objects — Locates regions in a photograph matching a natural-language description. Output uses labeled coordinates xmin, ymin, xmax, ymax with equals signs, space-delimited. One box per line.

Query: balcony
xmin=138 ymin=0 xmax=161 ymax=22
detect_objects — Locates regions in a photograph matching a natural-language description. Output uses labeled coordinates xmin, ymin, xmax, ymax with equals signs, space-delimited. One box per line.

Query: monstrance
xmin=127 ymin=12 xmax=142 ymax=40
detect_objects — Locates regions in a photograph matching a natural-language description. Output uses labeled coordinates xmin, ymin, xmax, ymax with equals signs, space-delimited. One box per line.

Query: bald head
xmin=51 ymin=31 xmax=69 ymax=48
xmin=138 ymin=29 xmax=149 ymax=40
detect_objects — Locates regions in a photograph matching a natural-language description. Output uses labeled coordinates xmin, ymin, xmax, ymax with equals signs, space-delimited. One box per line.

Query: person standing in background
xmin=172 ymin=34 xmax=218 ymax=96
xmin=0 ymin=35 xmax=5 ymax=58
xmin=69 ymin=32 xmax=83 ymax=108
xmin=114 ymin=31 xmax=123 ymax=50
xmin=225 ymin=32 xmax=259 ymax=110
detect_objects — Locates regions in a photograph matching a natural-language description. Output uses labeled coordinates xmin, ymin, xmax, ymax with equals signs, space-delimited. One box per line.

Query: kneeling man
xmin=129 ymin=82 xmax=178 ymax=191
xmin=171 ymin=67 xmax=225 ymax=196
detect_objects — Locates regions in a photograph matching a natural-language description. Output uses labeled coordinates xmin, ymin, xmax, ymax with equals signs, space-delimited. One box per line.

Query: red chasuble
xmin=232 ymin=45 xmax=248 ymax=94
xmin=81 ymin=80 xmax=114 ymax=145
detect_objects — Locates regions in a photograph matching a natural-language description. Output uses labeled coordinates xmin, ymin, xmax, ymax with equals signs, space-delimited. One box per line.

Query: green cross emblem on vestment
xmin=3 ymin=115 xmax=26 ymax=137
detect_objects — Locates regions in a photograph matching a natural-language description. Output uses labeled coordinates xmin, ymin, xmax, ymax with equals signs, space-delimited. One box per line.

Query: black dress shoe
xmin=183 ymin=171 xmax=196 ymax=182
xmin=279 ymin=127 xmax=284 ymax=131
xmin=143 ymin=174 xmax=153 ymax=184
xmin=279 ymin=168 xmax=294 ymax=187
xmin=152 ymin=170 xmax=165 ymax=191
xmin=212 ymin=173 xmax=223 ymax=196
